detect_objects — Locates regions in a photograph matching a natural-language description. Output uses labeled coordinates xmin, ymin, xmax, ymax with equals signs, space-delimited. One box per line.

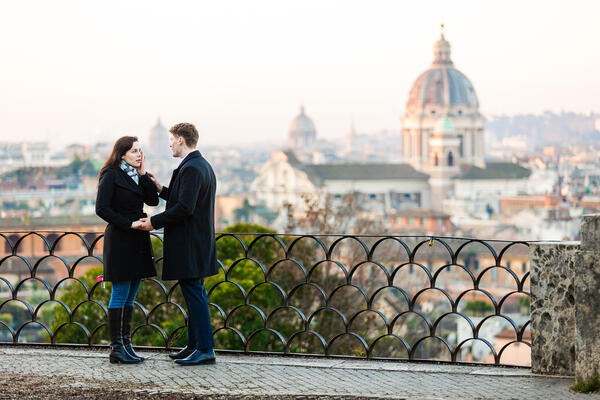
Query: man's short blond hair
xmin=170 ymin=123 xmax=199 ymax=148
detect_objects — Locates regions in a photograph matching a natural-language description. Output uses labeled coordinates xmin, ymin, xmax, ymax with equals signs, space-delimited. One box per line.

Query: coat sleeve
xmin=150 ymin=167 xmax=201 ymax=229
xmin=159 ymin=186 xmax=170 ymax=200
xmin=140 ymin=173 xmax=159 ymax=206
xmin=95 ymin=170 xmax=134 ymax=230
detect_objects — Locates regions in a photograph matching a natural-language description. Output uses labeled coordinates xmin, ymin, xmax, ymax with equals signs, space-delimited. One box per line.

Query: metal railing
xmin=0 ymin=231 xmax=531 ymax=366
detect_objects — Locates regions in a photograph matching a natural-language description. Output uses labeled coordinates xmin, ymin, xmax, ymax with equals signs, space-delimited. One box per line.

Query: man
xmin=136 ymin=122 xmax=218 ymax=366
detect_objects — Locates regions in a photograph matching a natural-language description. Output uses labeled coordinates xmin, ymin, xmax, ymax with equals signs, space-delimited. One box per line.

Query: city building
xmin=288 ymin=106 xmax=317 ymax=151
xmin=389 ymin=208 xmax=453 ymax=235
xmin=0 ymin=142 xmax=69 ymax=173
xmin=147 ymin=117 xmax=171 ymax=159
xmin=143 ymin=118 xmax=179 ymax=183
xmin=450 ymin=162 xmax=533 ymax=216
xmin=402 ymin=28 xmax=485 ymax=209
xmin=401 ymin=28 xmax=536 ymax=212
xmin=251 ymin=151 xmax=431 ymax=218
xmin=0 ymin=216 xmax=107 ymax=284
xmin=402 ymin=29 xmax=485 ymax=169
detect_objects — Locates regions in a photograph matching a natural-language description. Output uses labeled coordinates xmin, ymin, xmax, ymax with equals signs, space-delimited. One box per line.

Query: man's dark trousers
xmin=180 ymin=279 xmax=214 ymax=351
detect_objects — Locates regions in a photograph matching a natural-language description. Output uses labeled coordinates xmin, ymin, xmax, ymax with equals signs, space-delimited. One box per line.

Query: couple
xmin=95 ymin=122 xmax=218 ymax=366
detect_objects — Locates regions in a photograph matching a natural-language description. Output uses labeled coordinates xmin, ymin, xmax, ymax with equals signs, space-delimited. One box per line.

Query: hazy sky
xmin=1 ymin=0 xmax=599 ymax=147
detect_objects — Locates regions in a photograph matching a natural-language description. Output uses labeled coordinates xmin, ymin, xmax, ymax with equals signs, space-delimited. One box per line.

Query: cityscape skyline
xmin=1 ymin=1 xmax=599 ymax=147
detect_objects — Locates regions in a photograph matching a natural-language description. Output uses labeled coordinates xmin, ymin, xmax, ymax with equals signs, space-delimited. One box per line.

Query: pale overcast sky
xmin=0 ymin=0 xmax=598 ymax=147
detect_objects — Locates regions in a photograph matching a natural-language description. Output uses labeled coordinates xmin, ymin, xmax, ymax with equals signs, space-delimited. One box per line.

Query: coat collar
xmin=112 ymin=167 xmax=143 ymax=194
xmin=175 ymin=150 xmax=201 ymax=170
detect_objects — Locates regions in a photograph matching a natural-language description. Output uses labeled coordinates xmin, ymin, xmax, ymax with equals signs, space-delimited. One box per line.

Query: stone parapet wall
xmin=575 ymin=215 xmax=600 ymax=381
xmin=530 ymin=214 xmax=600 ymax=381
xmin=529 ymin=242 xmax=578 ymax=375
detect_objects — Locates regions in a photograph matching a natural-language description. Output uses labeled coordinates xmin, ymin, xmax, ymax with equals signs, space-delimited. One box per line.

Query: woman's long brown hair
xmin=98 ymin=136 xmax=138 ymax=178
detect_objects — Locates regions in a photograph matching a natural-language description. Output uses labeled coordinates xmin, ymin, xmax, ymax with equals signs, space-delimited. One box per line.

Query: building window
xmin=369 ymin=194 xmax=377 ymax=199
xmin=434 ymin=153 xmax=439 ymax=166
xmin=473 ymin=259 xmax=479 ymax=271
xmin=447 ymin=151 xmax=454 ymax=166
xmin=522 ymin=262 xmax=527 ymax=273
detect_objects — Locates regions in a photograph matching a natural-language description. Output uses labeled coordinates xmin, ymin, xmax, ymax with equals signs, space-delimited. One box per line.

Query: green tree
xmin=463 ymin=300 xmax=494 ymax=316
xmin=207 ymin=223 xmax=300 ymax=351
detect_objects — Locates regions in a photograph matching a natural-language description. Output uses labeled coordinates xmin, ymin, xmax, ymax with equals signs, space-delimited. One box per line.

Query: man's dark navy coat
xmin=151 ymin=151 xmax=218 ymax=281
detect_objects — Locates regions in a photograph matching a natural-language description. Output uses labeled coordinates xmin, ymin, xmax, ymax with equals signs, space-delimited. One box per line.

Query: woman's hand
xmin=137 ymin=150 xmax=146 ymax=175
xmin=147 ymin=172 xmax=162 ymax=192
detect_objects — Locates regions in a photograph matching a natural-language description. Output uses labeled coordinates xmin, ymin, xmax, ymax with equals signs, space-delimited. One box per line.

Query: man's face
xmin=169 ymin=133 xmax=182 ymax=158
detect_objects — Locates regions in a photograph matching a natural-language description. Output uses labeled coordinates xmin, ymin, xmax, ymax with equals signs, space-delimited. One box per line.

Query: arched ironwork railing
xmin=0 ymin=231 xmax=532 ymax=366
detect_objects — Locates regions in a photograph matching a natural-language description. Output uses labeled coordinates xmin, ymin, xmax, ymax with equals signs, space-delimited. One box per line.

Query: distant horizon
xmin=1 ymin=107 xmax=598 ymax=152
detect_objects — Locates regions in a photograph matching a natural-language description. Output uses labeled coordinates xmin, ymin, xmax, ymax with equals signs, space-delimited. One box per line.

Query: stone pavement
xmin=0 ymin=346 xmax=597 ymax=400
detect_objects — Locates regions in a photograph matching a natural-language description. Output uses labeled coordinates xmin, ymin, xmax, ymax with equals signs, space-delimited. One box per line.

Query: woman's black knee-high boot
xmin=122 ymin=305 xmax=144 ymax=361
xmin=108 ymin=308 xmax=140 ymax=364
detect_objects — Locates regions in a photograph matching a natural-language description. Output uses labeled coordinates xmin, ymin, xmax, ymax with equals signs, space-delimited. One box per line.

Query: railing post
xmin=529 ymin=240 xmax=578 ymax=375
xmin=575 ymin=214 xmax=600 ymax=381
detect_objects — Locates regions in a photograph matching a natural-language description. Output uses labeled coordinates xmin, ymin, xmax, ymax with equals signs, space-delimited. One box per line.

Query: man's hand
xmin=138 ymin=217 xmax=154 ymax=231
xmin=147 ymin=172 xmax=162 ymax=192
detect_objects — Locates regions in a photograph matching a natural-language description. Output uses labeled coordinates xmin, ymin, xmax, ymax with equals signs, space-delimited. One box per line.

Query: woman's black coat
xmin=96 ymin=167 xmax=159 ymax=282
xmin=150 ymin=151 xmax=218 ymax=281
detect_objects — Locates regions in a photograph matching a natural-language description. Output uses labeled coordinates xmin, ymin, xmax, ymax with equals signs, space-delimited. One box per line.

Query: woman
xmin=96 ymin=136 xmax=158 ymax=364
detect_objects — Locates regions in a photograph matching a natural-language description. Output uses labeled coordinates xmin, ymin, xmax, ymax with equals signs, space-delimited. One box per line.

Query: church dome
xmin=406 ymin=33 xmax=479 ymax=113
xmin=148 ymin=117 xmax=170 ymax=157
xmin=288 ymin=106 xmax=316 ymax=148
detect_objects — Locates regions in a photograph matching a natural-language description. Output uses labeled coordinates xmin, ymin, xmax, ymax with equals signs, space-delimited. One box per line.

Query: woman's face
xmin=122 ymin=141 xmax=142 ymax=167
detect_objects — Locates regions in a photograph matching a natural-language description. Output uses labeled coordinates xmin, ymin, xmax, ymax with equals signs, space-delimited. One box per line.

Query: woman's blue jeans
xmin=108 ymin=280 xmax=141 ymax=309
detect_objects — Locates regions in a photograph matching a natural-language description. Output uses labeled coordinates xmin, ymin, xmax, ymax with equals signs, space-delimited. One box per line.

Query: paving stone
xmin=0 ymin=346 xmax=597 ymax=399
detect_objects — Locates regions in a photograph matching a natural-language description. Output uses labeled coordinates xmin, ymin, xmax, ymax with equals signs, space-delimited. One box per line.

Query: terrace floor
xmin=0 ymin=346 xmax=596 ymax=400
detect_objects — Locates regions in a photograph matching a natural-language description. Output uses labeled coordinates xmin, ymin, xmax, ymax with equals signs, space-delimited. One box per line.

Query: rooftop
xmin=393 ymin=207 xmax=451 ymax=218
xmin=458 ymin=162 xmax=532 ymax=180
xmin=281 ymin=151 xmax=430 ymax=183
xmin=302 ymin=163 xmax=429 ymax=181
